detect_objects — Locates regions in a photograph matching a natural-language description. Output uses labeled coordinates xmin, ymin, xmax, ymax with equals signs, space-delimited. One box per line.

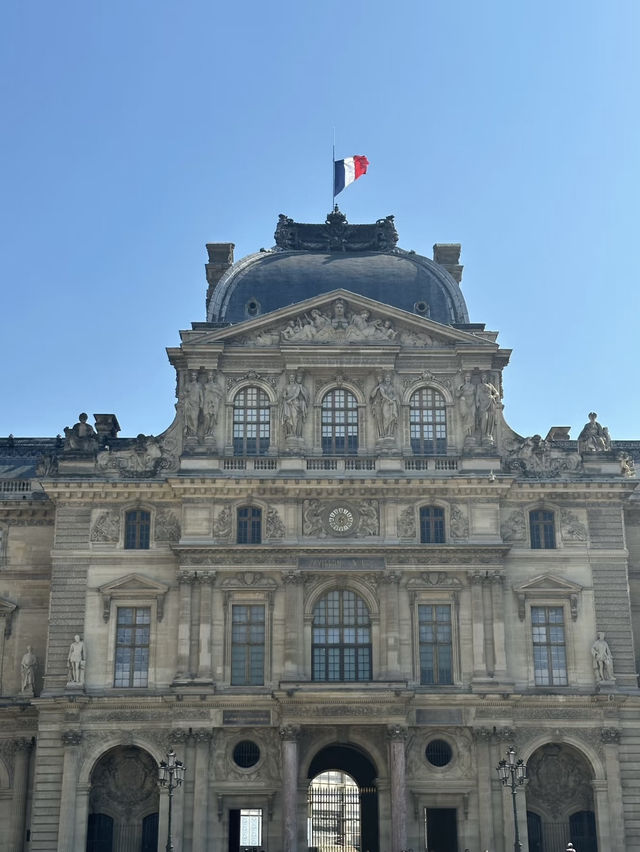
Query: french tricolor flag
xmin=334 ymin=155 xmax=369 ymax=197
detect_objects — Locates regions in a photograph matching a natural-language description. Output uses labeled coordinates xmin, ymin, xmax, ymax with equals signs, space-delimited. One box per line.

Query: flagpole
xmin=332 ymin=127 xmax=336 ymax=211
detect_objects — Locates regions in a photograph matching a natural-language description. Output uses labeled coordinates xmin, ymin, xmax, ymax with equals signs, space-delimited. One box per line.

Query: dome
xmin=206 ymin=211 xmax=469 ymax=326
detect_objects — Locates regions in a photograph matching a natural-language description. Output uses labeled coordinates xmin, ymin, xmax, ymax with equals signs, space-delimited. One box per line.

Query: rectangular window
xmin=531 ymin=606 xmax=567 ymax=685
xmin=240 ymin=809 xmax=262 ymax=847
xmin=114 ymin=607 xmax=150 ymax=687
xmin=530 ymin=510 xmax=556 ymax=549
xmin=231 ymin=605 xmax=265 ymax=685
xmin=418 ymin=604 xmax=453 ymax=684
xmin=420 ymin=507 xmax=445 ymax=543
xmin=237 ymin=507 xmax=262 ymax=544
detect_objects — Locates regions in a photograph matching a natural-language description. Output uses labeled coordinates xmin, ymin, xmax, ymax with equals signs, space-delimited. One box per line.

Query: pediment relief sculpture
xmin=237 ymin=298 xmax=438 ymax=347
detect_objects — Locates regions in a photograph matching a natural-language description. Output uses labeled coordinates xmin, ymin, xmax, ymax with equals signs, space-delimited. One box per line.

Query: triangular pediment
xmin=99 ymin=573 xmax=169 ymax=596
xmin=179 ymin=290 xmax=497 ymax=350
xmin=514 ymin=574 xmax=583 ymax=595
xmin=0 ymin=596 xmax=17 ymax=617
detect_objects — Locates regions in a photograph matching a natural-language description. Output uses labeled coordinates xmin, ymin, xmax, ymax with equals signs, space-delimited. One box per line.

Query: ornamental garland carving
xmin=155 ymin=509 xmax=181 ymax=542
xmin=500 ymin=509 xmax=526 ymax=542
xmin=560 ymin=509 xmax=588 ymax=542
xmin=449 ymin=504 xmax=469 ymax=539
xmin=266 ymin=508 xmax=286 ymax=539
xmin=402 ymin=371 xmax=453 ymax=391
xmin=226 ymin=371 xmax=278 ymax=389
xmin=397 ymin=506 xmax=416 ymax=538
xmin=90 ymin=510 xmax=120 ymax=543
xmin=213 ymin=506 xmax=231 ymax=539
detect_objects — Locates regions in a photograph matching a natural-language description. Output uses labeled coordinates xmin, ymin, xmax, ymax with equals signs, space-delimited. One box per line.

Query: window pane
xmin=233 ymin=387 xmax=270 ymax=456
xmin=114 ymin=606 xmax=150 ymax=688
xmin=322 ymin=390 xmax=359 ymax=455
xmin=531 ymin=606 xmax=567 ymax=686
xmin=410 ymin=388 xmax=447 ymax=454
xmin=418 ymin=604 xmax=453 ymax=684
xmin=231 ymin=604 xmax=265 ymax=685
xmin=312 ymin=590 xmax=372 ymax=681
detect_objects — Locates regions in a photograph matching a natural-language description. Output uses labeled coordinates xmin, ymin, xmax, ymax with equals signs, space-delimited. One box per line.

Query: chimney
xmin=205 ymin=243 xmax=235 ymax=317
xmin=433 ymin=243 xmax=463 ymax=284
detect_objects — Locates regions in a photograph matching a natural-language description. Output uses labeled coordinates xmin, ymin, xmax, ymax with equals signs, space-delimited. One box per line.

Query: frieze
xmin=299 ymin=556 xmax=385 ymax=571
xmin=220 ymin=572 xmax=278 ymax=589
xmin=287 ymin=704 xmax=402 ymax=718
xmin=407 ymin=572 xmax=463 ymax=589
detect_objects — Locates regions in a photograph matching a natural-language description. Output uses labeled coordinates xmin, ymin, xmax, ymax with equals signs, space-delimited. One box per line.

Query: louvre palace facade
xmin=1 ymin=209 xmax=640 ymax=852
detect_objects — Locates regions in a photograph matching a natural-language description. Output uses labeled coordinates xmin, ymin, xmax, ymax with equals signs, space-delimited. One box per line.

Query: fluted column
xmin=490 ymin=573 xmax=507 ymax=678
xmin=282 ymin=572 xmax=304 ymax=679
xmin=8 ymin=738 xmax=32 ymax=852
xmin=387 ymin=725 xmax=408 ymax=852
xmin=473 ymin=729 xmax=495 ymax=852
xmin=280 ymin=725 xmax=300 ymax=852
xmin=192 ymin=731 xmax=212 ymax=852
xmin=601 ymin=728 xmax=625 ymax=851
xmin=197 ymin=573 xmax=215 ymax=682
xmin=57 ymin=730 xmax=82 ymax=851
xmin=470 ymin=571 xmax=486 ymax=679
xmin=175 ymin=571 xmax=195 ymax=681
xmin=380 ymin=572 xmax=401 ymax=679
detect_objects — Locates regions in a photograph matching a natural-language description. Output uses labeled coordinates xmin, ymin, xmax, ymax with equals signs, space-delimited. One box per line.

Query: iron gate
xmin=307 ymin=783 xmax=376 ymax=852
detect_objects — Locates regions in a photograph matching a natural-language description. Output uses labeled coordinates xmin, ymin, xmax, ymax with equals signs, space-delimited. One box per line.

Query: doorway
xmin=424 ymin=807 xmax=458 ymax=852
xmin=307 ymin=743 xmax=379 ymax=852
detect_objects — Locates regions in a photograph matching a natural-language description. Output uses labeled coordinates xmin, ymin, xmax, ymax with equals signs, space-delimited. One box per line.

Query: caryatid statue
xmin=21 ymin=645 xmax=37 ymax=694
xmin=67 ymin=634 xmax=85 ymax=685
xmin=202 ymin=374 xmax=222 ymax=437
xmin=281 ymin=373 xmax=309 ymax=438
xmin=370 ymin=373 xmax=399 ymax=438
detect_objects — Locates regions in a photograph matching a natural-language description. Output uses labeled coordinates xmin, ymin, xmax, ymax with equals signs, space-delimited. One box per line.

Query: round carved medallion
xmin=328 ymin=506 xmax=355 ymax=533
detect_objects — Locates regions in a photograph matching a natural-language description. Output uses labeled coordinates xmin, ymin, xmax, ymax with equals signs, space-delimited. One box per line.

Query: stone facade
xmin=0 ymin=214 xmax=639 ymax=852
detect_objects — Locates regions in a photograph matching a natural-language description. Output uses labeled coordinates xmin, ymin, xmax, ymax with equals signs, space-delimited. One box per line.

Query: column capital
xmin=197 ymin=571 xmax=216 ymax=586
xmin=279 ymin=724 xmax=301 ymax=742
xmin=194 ymin=730 xmax=213 ymax=743
xmin=62 ymin=730 xmax=82 ymax=746
xmin=386 ymin=724 xmax=408 ymax=741
xmin=601 ymin=727 xmax=620 ymax=744
xmin=14 ymin=737 xmax=33 ymax=751
xmin=179 ymin=570 xmax=198 ymax=585
xmin=282 ymin=570 xmax=304 ymax=585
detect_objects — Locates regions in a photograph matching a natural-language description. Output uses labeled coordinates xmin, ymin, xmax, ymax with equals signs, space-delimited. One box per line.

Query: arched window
xmin=410 ymin=388 xmax=447 ymax=454
xmin=529 ymin=509 xmax=556 ymax=549
xmin=321 ymin=389 xmax=358 ymax=455
xmin=312 ymin=590 xmax=372 ymax=681
xmin=124 ymin=510 xmax=150 ymax=550
xmin=420 ymin=506 xmax=445 ymax=543
xmin=233 ymin=386 xmax=270 ymax=456
xmin=237 ymin=507 xmax=262 ymax=544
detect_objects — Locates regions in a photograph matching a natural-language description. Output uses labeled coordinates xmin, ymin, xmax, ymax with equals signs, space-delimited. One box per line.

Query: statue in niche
xmin=456 ymin=374 xmax=476 ymax=438
xmin=183 ymin=376 xmax=203 ymax=437
xmin=370 ymin=374 xmax=399 ymax=438
xmin=591 ymin=632 xmax=614 ymax=682
xmin=202 ymin=375 xmax=222 ymax=437
xmin=476 ymin=374 xmax=501 ymax=441
xmin=64 ymin=413 xmax=98 ymax=453
xmin=67 ymin=634 xmax=85 ymax=685
xmin=578 ymin=412 xmax=611 ymax=453
xmin=281 ymin=373 xmax=309 ymax=438
xmin=21 ymin=645 xmax=37 ymax=694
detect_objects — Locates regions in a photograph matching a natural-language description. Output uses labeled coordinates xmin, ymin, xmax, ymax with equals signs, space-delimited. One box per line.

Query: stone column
xmin=169 ymin=730 xmax=189 ymax=850
xmin=175 ymin=571 xmax=195 ymax=681
xmin=473 ymin=730 xmax=494 ymax=852
xmin=197 ymin=573 xmax=215 ymax=683
xmin=8 ymin=738 xmax=32 ymax=852
xmin=57 ymin=730 xmax=82 ymax=851
xmin=380 ymin=572 xmax=401 ymax=679
xmin=282 ymin=573 xmax=304 ymax=679
xmin=490 ymin=573 xmax=508 ymax=679
xmin=592 ymin=779 xmax=611 ymax=852
xmin=192 ymin=732 xmax=212 ymax=852
xmin=470 ymin=572 xmax=486 ymax=679
xmin=601 ymin=728 xmax=625 ymax=851
xmin=280 ymin=725 xmax=300 ymax=852
xmin=387 ymin=725 xmax=408 ymax=852
xmin=74 ymin=784 xmax=91 ymax=852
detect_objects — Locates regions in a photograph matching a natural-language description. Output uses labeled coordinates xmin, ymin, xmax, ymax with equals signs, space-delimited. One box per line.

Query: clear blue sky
xmin=1 ymin=1 xmax=638 ymax=440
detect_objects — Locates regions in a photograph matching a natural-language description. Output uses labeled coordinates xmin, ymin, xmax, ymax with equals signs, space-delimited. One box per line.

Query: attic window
xmin=245 ymin=298 xmax=260 ymax=317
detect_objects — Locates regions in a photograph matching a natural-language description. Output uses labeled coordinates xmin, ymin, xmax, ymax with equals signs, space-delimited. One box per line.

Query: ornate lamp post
xmin=158 ymin=749 xmax=186 ymax=852
xmin=496 ymin=745 xmax=527 ymax=852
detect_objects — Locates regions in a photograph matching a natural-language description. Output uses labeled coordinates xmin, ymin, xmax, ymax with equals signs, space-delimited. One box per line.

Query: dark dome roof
xmin=206 ymin=212 xmax=469 ymax=326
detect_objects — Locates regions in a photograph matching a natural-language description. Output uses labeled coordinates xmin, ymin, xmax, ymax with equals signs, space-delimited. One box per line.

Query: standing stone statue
xmin=456 ymin=374 xmax=476 ymax=439
xmin=21 ymin=645 xmax=37 ymax=694
xmin=202 ymin=375 xmax=222 ymax=437
xmin=476 ymin=374 xmax=501 ymax=441
xmin=281 ymin=373 xmax=309 ymax=438
xmin=591 ymin=632 xmax=614 ymax=682
xmin=370 ymin=374 xmax=399 ymax=438
xmin=67 ymin=634 xmax=85 ymax=685
xmin=578 ymin=412 xmax=611 ymax=453
xmin=183 ymin=376 xmax=203 ymax=438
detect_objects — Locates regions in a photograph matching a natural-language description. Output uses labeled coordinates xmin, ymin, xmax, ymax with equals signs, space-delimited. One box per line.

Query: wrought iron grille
xmin=307 ymin=782 xmax=376 ymax=852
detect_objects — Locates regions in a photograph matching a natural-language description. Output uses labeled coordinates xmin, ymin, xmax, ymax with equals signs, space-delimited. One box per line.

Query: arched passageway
xmin=86 ymin=745 xmax=159 ymax=852
xmin=526 ymin=743 xmax=597 ymax=852
xmin=307 ymin=743 xmax=379 ymax=852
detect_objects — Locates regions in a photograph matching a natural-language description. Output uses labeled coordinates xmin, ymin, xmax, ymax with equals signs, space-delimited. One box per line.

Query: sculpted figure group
xmin=280 ymin=299 xmax=399 ymax=344
xmin=578 ymin=412 xmax=611 ymax=453
xmin=456 ymin=373 xmax=501 ymax=443
xmin=182 ymin=372 xmax=222 ymax=440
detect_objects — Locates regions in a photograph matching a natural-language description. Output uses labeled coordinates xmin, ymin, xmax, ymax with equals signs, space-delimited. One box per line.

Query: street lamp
xmin=496 ymin=745 xmax=527 ymax=852
xmin=158 ymin=749 xmax=186 ymax=852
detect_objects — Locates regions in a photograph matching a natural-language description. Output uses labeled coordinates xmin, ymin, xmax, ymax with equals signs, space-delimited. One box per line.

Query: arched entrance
xmin=525 ymin=744 xmax=597 ymax=852
xmin=86 ymin=745 xmax=159 ymax=852
xmin=307 ymin=744 xmax=379 ymax=852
